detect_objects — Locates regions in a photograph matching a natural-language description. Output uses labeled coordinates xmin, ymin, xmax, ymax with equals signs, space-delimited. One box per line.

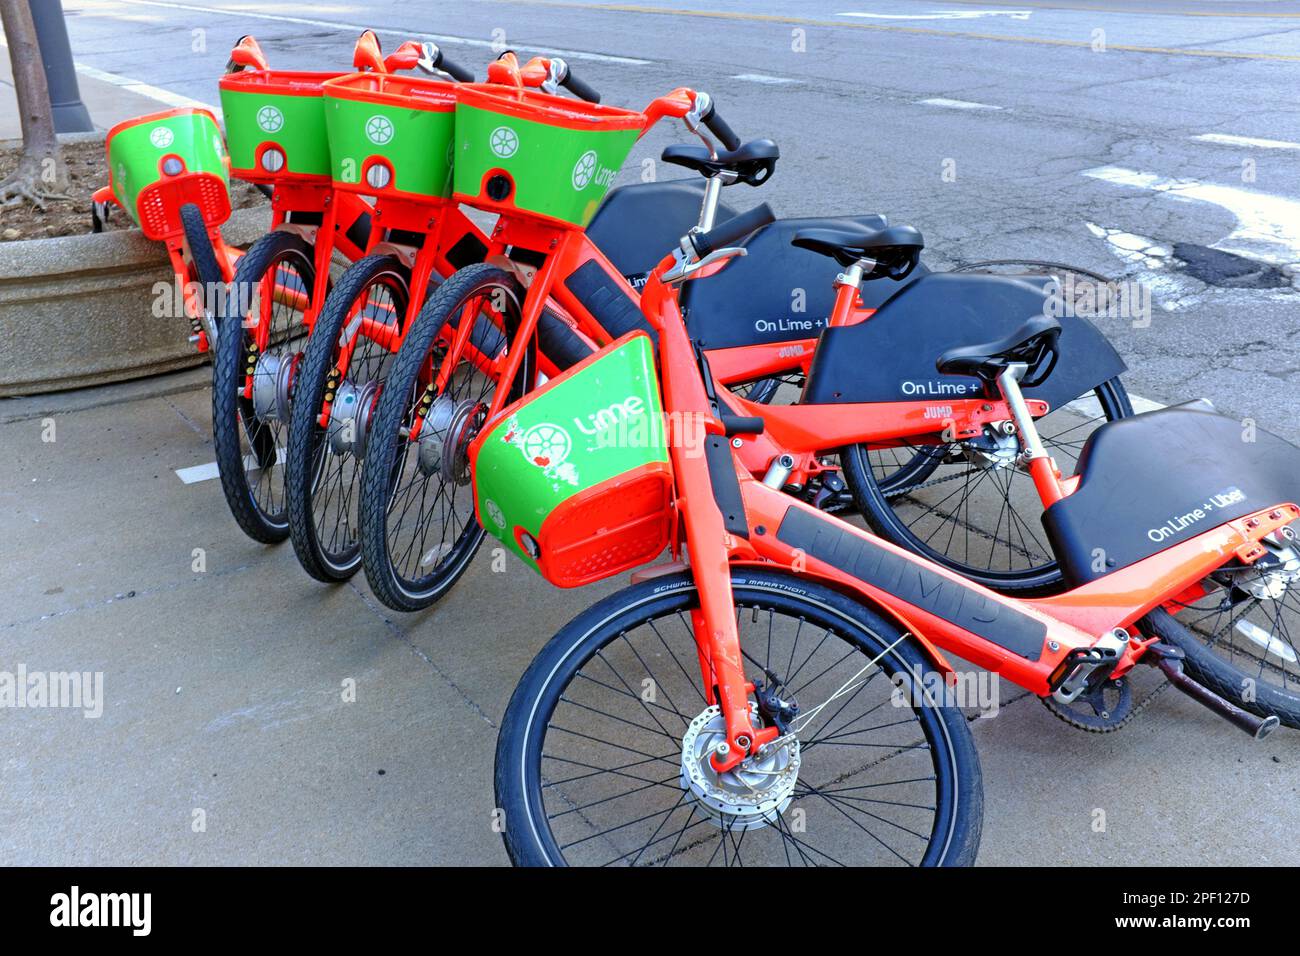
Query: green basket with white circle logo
xmin=218 ymin=69 xmax=339 ymax=184
xmin=104 ymin=107 xmax=230 ymax=239
xmin=453 ymin=84 xmax=645 ymax=228
xmin=322 ymin=72 xmax=457 ymax=199
xmin=469 ymin=332 xmax=673 ymax=587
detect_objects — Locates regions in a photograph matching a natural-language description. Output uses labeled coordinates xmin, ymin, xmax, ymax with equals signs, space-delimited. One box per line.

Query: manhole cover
xmin=1172 ymin=243 xmax=1288 ymax=289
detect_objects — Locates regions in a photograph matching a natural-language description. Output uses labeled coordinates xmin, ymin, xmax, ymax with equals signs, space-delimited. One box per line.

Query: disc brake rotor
xmin=1217 ymin=535 xmax=1300 ymax=601
xmin=680 ymin=705 xmax=800 ymax=831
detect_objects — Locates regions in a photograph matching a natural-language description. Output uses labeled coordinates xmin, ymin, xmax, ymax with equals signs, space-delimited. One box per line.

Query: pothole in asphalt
xmin=1170 ymin=243 xmax=1290 ymax=289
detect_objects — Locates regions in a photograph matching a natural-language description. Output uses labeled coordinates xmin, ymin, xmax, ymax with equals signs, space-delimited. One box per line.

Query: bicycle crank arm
xmin=1149 ymin=645 xmax=1280 ymax=740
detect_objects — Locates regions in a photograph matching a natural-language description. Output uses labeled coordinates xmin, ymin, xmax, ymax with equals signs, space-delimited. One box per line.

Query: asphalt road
xmin=61 ymin=0 xmax=1300 ymax=435
xmin=2 ymin=0 xmax=1298 ymax=866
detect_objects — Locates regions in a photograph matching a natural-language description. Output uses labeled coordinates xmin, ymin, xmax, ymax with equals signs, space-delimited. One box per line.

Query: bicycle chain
xmin=883 ymin=464 xmax=981 ymax=500
xmin=1040 ymin=676 xmax=1172 ymax=733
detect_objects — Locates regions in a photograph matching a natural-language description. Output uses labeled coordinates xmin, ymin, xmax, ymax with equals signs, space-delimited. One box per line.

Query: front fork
xmin=678 ymin=486 xmax=779 ymax=774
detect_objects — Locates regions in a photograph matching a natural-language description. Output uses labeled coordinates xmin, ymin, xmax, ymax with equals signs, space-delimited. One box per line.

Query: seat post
xmin=996 ymin=363 xmax=1065 ymax=506
xmin=829 ymin=258 xmax=870 ymax=325
xmin=698 ymin=176 xmax=723 ymax=230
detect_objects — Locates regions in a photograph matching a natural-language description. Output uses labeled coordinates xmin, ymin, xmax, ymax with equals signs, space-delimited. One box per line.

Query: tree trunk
xmin=0 ymin=0 xmax=70 ymax=208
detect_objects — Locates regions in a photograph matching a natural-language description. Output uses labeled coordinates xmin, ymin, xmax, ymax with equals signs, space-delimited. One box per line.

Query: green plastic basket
xmin=218 ymin=69 xmax=338 ymax=183
xmin=453 ymin=84 xmax=644 ymax=228
xmin=470 ymin=333 xmax=672 ymax=586
xmin=104 ymin=107 xmax=230 ymax=239
xmin=322 ymin=72 xmax=456 ymax=199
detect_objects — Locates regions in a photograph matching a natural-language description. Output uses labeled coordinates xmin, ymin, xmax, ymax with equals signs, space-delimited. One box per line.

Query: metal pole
xmin=28 ymin=0 xmax=92 ymax=133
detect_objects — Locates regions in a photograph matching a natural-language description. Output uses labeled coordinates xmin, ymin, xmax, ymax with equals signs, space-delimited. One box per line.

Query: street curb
xmin=0 ymin=205 xmax=265 ymax=398
xmin=0 ymin=365 xmax=211 ymax=424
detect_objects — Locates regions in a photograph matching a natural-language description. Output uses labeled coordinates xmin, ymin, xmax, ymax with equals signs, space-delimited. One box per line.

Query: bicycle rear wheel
xmin=843 ymin=377 xmax=1132 ymax=594
xmin=495 ymin=568 xmax=982 ymax=866
xmin=1143 ymin=568 xmax=1300 ymax=729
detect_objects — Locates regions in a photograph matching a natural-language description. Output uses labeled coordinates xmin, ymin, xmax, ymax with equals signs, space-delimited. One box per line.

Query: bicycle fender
xmin=802 ymin=273 xmax=1127 ymax=408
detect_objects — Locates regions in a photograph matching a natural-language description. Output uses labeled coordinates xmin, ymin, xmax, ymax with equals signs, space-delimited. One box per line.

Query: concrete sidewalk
xmin=0 ymin=35 xmax=199 ymax=141
xmin=1 ymin=372 xmax=1296 ymax=866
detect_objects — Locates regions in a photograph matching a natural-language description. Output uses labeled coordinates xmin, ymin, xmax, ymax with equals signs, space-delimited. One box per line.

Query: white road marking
xmin=1082 ymin=221 xmax=1204 ymax=310
xmin=112 ymin=0 xmax=653 ymax=65
xmin=72 ymin=60 xmax=220 ymax=116
xmin=731 ymin=73 xmax=799 ymax=85
xmin=1191 ymin=133 xmax=1300 ymax=152
xmin=840 ymin=10 xmax=1032 ymax=20
xmin=919 ymin=97 xmax=1003 ymax=110
xmin=176 ymin=449 xmax=284 ymax=485
xmin=175 ymin=462 xmax=221 ymax=484
xmin=1083 ymin=165 xmax=1300 ymax=265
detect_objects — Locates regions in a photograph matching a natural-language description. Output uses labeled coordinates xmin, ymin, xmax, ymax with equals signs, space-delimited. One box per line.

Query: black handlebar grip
xmin=560 ymin=67 xmax=601 ymax=103
xmin=436 ymin=52 xmax=475 ymax=83
xmin=692 ymin=201 xmax=776 ymax=257
xmin=702 ymin=103 xmax=741 ymax=151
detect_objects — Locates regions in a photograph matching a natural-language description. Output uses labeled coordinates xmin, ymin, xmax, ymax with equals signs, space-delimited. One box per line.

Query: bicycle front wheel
xmin=360 ymin=263 xmax=525 ymax=612
xmin=212 ymin=229 xmax=315 ymax=543
xmin=495 ymin=568 xmax=982 ymax=866
xmin=285 ymin=254 xmax=409 ymax=582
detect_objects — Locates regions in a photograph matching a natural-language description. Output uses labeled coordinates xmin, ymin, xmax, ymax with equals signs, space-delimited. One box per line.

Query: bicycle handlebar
xmin=226 ymin=35 xmax=269 ymax=73
xmin=701 ymin=101 xmax=741 ymax=151
xmin=554 ymin=60 xmax=601 ymax=104
xmin=432 ymin=49 xmax=476 ymax=83
xmin=489 ymin=53 xmax=600 ymax=102
xmin=690 ymin=201 xmax=775 ymax=257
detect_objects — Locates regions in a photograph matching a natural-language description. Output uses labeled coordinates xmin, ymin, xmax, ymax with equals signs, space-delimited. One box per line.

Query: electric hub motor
xmin=326 ymin=378 xmax=380 ymax=458
xmin=416 ymin=396 xmax=485 ymax=485
xmin=680 ymin=705 xmax=800 ymax=831
xmin=251 ymin=352 xmax=295 ymax=424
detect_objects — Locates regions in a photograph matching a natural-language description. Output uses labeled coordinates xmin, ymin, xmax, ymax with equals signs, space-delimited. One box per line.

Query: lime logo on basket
xmin=490 ymin=126 xmax=519 ymax=158
xmin=366 ymin=115 xmax=395 ymax=145
xmin=256 ymin=105 xmax=284 ymax=133
xmin=484 ymin=499 xmax=506 ymax=529
xmin=520 ymin=423 xmax=572 ymax=468
xmin=149 ymin=126 xmax=174 ymax=148
xmin=572 ymin=150 xmax=599 ymax=190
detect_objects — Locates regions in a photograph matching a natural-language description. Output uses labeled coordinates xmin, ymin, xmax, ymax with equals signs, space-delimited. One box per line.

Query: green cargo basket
xmin=104 ymin=107 xmax=230 ymax=240
xmin=323 ymin=72 xmax=456 ymax=200
xmin=470 ymin=333 xmax=672 ymax=587
xmin=218 ymin=69 xmax=339 ymax=184
xmin=453 ymin=84 xmax=645 ymax=228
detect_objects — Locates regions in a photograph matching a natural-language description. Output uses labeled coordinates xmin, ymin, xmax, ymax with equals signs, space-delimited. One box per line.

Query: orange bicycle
xmin=91 ymin=107 xmax=237 ymax=353
xmin=358 ymin=71 xmax=1128 ymax=612
xmin=210 ymin=33 xmax=473 ymax=544
xmin=486 ymin=206 xmax=1298 ymax=865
